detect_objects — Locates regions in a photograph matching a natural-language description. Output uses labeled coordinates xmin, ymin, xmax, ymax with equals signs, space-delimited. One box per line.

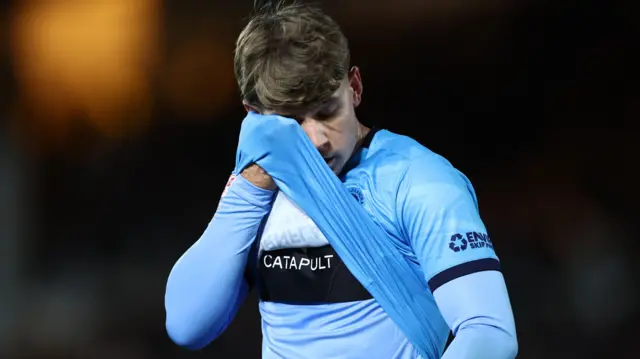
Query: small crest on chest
xmin=347 ymin=186 xmax=364 ymax=205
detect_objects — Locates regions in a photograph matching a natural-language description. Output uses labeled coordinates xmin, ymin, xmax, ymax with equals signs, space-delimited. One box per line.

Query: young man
xmin=165 ymin=3 xmax=518 ymax=358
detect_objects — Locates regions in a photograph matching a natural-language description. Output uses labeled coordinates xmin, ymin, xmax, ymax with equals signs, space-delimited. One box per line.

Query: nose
xmin=301 ymin=118 xmax=330 ymax=154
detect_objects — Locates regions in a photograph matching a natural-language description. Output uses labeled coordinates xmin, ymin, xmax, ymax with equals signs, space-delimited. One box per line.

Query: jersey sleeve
xmin=435 ymin=271 xmax=518 ymax=358
xmin=164 ymin=174 xmax=274 ymax=349
xmin=396 ymin=159 xmax=500 ymax=292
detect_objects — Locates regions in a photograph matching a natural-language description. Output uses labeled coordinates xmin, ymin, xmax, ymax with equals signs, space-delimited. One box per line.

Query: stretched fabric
xmin=234 ymin=112 xmax=438 ymax=358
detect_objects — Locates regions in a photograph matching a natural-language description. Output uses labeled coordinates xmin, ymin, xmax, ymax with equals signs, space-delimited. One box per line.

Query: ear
xmin=243 ymin=100 xmax=260 ymax=114
xmin=348 ymin=66 xmax=363 ymax=107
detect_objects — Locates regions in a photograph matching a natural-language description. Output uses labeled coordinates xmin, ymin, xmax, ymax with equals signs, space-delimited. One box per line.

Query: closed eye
xmin=317 ymin=104 xmax=340 ymax=120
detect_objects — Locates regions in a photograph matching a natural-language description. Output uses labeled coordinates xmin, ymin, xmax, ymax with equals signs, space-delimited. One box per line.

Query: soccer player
xmin=164 ymin=3 xmax=518 ymax=358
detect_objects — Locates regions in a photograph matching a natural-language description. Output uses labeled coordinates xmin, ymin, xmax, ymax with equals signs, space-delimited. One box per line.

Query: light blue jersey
xmin=165 ymin=127 xmax=517 ymax=359
xmin=253 ymin=129 xmax=497 ymax=358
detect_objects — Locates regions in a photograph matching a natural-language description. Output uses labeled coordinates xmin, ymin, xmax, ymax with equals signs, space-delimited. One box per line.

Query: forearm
xmin=165 ymin=175 xmax=274 ymax=349
xmin=436 ymin=271 xmax=518 ymax=359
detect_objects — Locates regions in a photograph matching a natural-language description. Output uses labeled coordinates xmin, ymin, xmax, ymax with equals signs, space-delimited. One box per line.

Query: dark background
xmin=0 ymin=0 xmax=637 ymax=358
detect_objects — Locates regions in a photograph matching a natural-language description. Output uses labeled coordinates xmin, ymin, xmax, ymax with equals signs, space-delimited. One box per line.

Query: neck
xmin=341 ymin=122 xmax=371 ymax=176
xmin=354 ymin=122 xmax=371 ymax=151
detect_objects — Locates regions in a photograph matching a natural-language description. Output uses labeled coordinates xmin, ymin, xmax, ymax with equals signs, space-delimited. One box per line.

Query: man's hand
xmin=241 ymin=164 xmax=276 ymax=190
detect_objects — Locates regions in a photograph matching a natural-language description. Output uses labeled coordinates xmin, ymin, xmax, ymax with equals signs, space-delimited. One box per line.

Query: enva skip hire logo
xmin=449 ymin=232 xmax=494 ymax=253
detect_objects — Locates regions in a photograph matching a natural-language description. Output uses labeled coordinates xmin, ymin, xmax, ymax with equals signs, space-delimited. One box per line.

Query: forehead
xmin=265 ymin=85 xmax=346 ymax=117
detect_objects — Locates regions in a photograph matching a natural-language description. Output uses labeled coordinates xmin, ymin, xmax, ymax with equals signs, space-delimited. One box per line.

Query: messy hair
xmin=234 ymin=1 xmax=350 ymax=112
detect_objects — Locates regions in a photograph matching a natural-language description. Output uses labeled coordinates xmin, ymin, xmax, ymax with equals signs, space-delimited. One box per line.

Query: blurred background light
xmin=11 ymin=0 xmax=160 ymax=144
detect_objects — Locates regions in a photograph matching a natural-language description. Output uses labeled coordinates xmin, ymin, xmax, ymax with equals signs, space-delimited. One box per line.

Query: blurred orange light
xmin=11 ymin=0 xmax=160 ymax=142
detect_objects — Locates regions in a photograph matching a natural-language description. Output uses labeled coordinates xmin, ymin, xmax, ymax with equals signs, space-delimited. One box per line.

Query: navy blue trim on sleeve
xmin=428 ymin=258 xmax=501 ymax=292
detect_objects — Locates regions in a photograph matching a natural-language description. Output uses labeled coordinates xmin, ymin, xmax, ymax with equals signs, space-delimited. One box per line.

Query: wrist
xmin=228 ymin=174 xmax=275 ymax=208
xmin=241 ymin=164 xmax=276 ymax=190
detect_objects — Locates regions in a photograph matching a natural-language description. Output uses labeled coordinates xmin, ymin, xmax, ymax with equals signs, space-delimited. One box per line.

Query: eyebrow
xmin=271 ymin=96 xmax=340 ymax=119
